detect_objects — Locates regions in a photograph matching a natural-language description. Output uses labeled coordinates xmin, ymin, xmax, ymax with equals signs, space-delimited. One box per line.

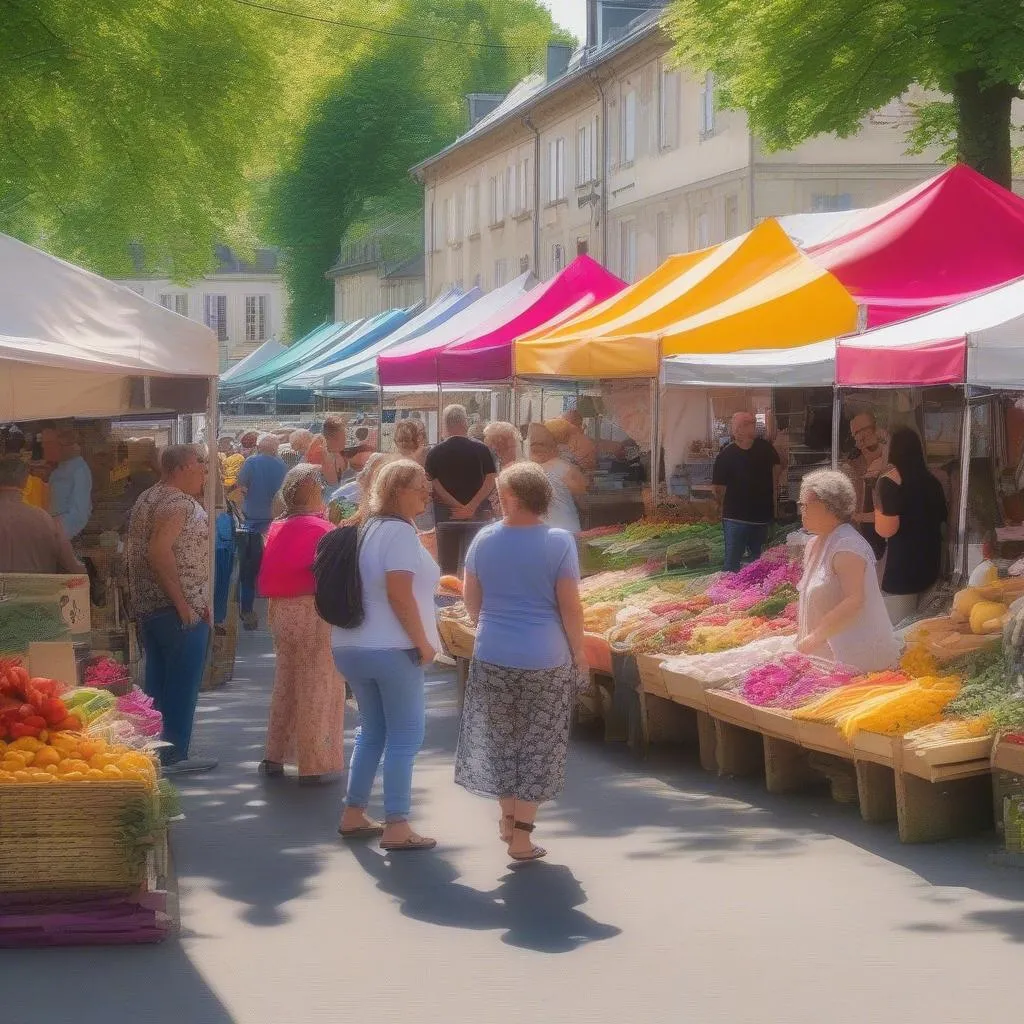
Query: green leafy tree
xmin=267 ymin=0 xmax=567 ymax=336
xmin=663 ymin=0 xmax=1024 ymax=187
xmin=0 ymin=0 xmax=335 ymax=278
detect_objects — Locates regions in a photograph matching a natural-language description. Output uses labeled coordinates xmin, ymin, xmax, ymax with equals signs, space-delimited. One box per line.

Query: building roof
xmin=410 ymin=10 xmax=663 ymax=177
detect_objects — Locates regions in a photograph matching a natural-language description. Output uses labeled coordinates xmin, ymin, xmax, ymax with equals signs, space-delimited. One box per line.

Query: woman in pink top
xmin=257 ymin=464 xmax=345 ymax=784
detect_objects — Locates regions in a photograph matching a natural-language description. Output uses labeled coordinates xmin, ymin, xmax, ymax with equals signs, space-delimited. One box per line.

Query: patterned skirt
xmin=454 ymin=658 xmax=577 ymax=804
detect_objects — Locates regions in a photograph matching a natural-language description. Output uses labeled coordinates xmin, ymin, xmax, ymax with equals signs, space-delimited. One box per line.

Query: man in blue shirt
xmin=42 ymin=424 xmax=93 ymax=540
xmin=236 ymin=434 xmax=287 ymax=630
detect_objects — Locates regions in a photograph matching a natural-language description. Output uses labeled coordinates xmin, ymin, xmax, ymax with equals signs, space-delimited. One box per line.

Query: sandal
xmin=380 ymin=834 xmax=437 ymax=852
xmin=499 ymin=813 xmax=514 ymax=844
xmin=257 ymin=760 xmax=284 ymax=777
xmin=508 ymin=821 xmax=547 ymax=862
xmin=338 ymin=819 xmax=386 ymax=839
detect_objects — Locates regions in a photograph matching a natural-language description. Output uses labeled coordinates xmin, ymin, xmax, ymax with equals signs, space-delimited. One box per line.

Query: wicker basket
xmin=0 ymin=782 xmax=158 ymax=892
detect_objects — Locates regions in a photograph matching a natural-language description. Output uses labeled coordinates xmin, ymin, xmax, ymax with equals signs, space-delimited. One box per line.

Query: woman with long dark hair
xmin=874 ymin=427 xmax=947 ymax=624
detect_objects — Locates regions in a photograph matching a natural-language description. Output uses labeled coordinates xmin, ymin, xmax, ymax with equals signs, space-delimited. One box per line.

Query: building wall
xmin=115 ymin=275 xmax=288 ymax=369
xmin=333 ymin=270 xmax=425 ymax=323
xmin=421 ymin=29 xmax=947 ymax=298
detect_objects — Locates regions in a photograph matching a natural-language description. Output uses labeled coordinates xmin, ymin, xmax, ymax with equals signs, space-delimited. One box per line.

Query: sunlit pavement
xmin=4 ymin=625 xmax=1024 ymax=1024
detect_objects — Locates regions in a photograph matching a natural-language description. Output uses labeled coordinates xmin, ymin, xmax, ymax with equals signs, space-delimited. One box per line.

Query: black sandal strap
xmin=513 ymin=821 xmax=535 ymax=833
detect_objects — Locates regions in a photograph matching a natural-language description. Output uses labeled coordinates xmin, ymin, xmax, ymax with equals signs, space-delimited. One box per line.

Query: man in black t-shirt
xmin=425 ymin=404 xmax=498 ymax=573
xmin=712 ymin=412 xmax=781 ymax=572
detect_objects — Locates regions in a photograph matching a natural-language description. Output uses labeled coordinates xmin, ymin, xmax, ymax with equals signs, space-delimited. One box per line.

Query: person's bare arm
xmin=796 ymin=550 xmax=869 ymax=654
xmin=464 ymin=570 xmax=482 ymax=626
xmin=556 ymin=576 xmax=587 ymax=668
xmin=148 ymin=508 xmax=198 ymax=625
xmin=564 ymin=464 xmax=588 ymax=497
xmin=873 ymin=471 xmax=901 ymax=539
xmin=431 ymin=478 xmax=463 ymax=510
xmin=385 ymin=570 xmax=435 ymax=664
xmin=52 ymin=520 xmax=86 ymax=574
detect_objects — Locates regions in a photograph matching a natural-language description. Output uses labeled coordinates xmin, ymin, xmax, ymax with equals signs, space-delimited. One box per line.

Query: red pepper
xmin=56 ymin=714 xmax=82 ymax=732
xmin=22 ymin=715 xmax=46 ymax=731
xmin=40 ymin=697 xmax=68 ymax=726
xmin=9 ymin=721 xmax=41 ymax=739
xmin=1004 ymin=733 xmax=1024 ymax=746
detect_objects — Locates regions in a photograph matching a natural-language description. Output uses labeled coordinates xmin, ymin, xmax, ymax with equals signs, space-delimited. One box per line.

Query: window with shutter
xmin=724 ymin=194 xmax=740 ymax=238
xmin=657 ymin=212 xmax=674 ymax=264
xmin=619 ymin=221 xmax=637 ymax=283
xmin=556 ymin=138 xmax=566 ymax=199
xmin=244 ymin=295 xmax=268 ymax=343
xmin=659 ymin=65 xmax=680 ymax=150
xmin=552 ymin=243 xmax=564 ymax=274
xmin=494 ymin=258 xmax=508 ymax=287
xmin=466 ymin=183 xmax=480 ymax=237
xmin=621 ymin=89 xmax=637 ymax=164
xmin=204 ymin=294 xmax=228 ymax=343
xmin=699 ymin=72 xmax=716 ymax=138
xmin=174 ymin=294 xmax=189 ymax=317
xmin=577 ymin=124 xmax=590 ymax=186
xmin=518 ymin=157 xmax=531 ymax=214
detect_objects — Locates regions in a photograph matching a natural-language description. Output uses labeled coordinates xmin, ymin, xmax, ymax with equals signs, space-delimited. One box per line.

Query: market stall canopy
xmin=220 ymin=319 xmax=365 ymax=397
xmin=836 ymin=274 xmax=1024 ymax=387
xmin=809 ymin=165 xmax=1024 ymax=328
xmin=433 ymin=256 xmax=625 ymax=384
xmin=376 ymin=273 xmax=534 ymax=387
xmin=663 ymin=340 xmax=836 ymax=388
xmin=280 ymin=288 xmax=474 ymax=393
xmin=219 ymin=339 xmax=286 ymax=383
xmin=515 ymin=219 xmax=857 ymax=378
xmin=0 ymin=233 xmax=218 ymax=421
xmin=318 ymin=286 xmax=493 ymax=396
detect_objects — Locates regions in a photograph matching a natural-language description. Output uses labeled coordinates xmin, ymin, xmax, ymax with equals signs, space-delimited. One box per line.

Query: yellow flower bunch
xmin=835 ymin=676 xmax=960 ymax=740
xmin=900 ymin=645 xmax=939 ymax=678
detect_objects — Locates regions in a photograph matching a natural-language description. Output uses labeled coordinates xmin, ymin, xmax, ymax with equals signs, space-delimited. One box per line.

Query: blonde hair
xmin=484 ymin=421 xmax=521 ymax=466
xmin=279 ymin=463 xmax=322 ymax=514
xmin=499 ymin=461 xmax=552 ymax=516
xmin=370 ymin=458 xmax=426 ymax=517
xmin=393 ymin=419 xmax=423 ymax=455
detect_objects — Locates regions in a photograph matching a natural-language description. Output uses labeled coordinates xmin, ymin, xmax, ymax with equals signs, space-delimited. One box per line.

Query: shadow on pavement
xmin=347 ymin=843 xmax=620 ymax=953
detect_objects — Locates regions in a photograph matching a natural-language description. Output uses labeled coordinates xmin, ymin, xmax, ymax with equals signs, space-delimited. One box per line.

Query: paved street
xmin=5 ymin=627 xmax=1024 ymax=1024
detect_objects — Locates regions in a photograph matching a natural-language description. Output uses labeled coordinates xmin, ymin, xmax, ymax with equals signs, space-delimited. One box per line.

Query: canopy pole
xmin=437 ymin=384 xmax=443 ymax=445
xmin=205 ymin=376 xmax=219 ymax=615
xmin=376 ymin=387 xmax=384 ymax=453
xmin=650 ymin=375 xmax=661 ymax=506
xmin=954 ymin=392 xmax=973 ymax=583
xmin=831 ymin=388 xmax=841 ymax=470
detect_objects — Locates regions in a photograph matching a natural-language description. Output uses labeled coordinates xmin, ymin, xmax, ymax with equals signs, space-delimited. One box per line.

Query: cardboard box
xmin=0 ymin=573 xmax=90 ymax=654
xmin=994 ymin=740 xmax=1024 ymax=777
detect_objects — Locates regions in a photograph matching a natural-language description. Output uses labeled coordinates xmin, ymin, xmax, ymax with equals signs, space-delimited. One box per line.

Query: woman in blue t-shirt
xmin=454 ymin=462 xmax=586 ymax=862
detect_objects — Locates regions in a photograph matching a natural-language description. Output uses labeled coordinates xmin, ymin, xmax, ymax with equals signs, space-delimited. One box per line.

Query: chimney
xmin=546 ymin=42 xmax=572 ymax=83
xmin=586 ymin=0 xmax=599 ymax=49
xmin=466 ymin=93 xmax=506 ymax=130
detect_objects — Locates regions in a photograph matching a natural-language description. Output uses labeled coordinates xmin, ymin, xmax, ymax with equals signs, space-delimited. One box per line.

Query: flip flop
xmin=380 ymin=835 xmax=438 ymax=852
xmin=338 ymin=821 xmax=385 ymax=839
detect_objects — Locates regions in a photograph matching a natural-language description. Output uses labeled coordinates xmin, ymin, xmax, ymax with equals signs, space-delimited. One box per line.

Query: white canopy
xmin=662 ymin=340 xmax=836 ymax=388
xmin=834 ymin=274 xmax=1024 ymax=387
xmin=777 ymin=209 xmax=864 ymax=248
xmin=220 ymin=339 xmax=286 ymax=383
xmin=0 ymin=233 xmax=218 ymax=420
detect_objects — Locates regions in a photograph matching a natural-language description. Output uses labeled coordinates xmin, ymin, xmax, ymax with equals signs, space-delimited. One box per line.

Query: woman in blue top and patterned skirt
xmin=454 ymin=462 xmax=587 ymax=862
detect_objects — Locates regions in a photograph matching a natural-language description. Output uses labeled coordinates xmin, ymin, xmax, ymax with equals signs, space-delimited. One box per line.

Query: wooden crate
xmin=795 ymin=720 xmax=853 ymax=758
xmin=660 ymin=668 xmax=708 ymax=710
xmin=636 ymin=653 xmax=669 ymax=699
xmin=704 ymin=689 xmax=758 ymax=728
xmin=751 ymin=706 xmax=802 ymax=744
xmin=0 ymin=782 xmax=158 ymax=892
xmin=993 ymin=740 xmax=1024 ymax=776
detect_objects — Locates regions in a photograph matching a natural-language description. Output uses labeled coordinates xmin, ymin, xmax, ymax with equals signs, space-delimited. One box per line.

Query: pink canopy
xmin=378 ymin=255 xmax=625 ymax=386
xmin=809 ymin=165 xmax=1024 ymax=328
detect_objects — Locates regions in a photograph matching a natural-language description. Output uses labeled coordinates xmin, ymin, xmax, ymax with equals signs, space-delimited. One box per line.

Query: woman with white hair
xmin=795 ymin=469 xmax=899 ymax=672
xmin=257 ymin=464 xmax=346 ymax=783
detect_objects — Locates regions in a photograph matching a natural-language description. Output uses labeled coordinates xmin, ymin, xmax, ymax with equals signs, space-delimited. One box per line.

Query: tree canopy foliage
xmin=0 ymin=0 xmax=342 ymax=278
xmin=266 ymin=0 xmax=566 ymax=337
xmin=664 ymin=0 xmax=1024 ymax=187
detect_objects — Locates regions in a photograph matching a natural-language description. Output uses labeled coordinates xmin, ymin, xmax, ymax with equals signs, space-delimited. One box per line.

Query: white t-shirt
xmin=332 ymin=519 xmax=441 ymax=651
xmin=542 ymin=458 xmax=581 ymax=534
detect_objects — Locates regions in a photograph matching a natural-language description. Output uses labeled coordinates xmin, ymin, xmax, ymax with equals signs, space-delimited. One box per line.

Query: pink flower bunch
xmin=740 ymin=654 xmax=857 ymax=709
xmin=84 ymin=656 xmax=131 ymax=691
xmin=116 ymin=686 xmax=163 ymax=737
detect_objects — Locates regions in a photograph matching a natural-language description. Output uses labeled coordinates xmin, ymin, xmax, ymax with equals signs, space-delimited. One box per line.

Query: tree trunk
xmin=953 ymin=70 xmax=1017 ymax=189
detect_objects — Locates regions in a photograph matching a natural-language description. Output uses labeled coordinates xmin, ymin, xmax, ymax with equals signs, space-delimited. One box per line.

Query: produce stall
xmin=0 ymin=231 xmax=219 ymax=943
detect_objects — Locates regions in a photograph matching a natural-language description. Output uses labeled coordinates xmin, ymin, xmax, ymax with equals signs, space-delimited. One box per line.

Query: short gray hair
xmin=257 ymin=433 xmax=279 ymax=455
xmin=800 ymin=469 xmax=857 ymax=522
xmin=279 ymin=463 xmax=321 ymax=513
xmin=499 ymin=461 xmax=552 ymax=516
xmin=0 ymin=456 xmax=29 ymax=489
xmin=443 ymin=404 xmax=468 ymax=433
xmin=160 ymin=444 xmax=201 ymax=476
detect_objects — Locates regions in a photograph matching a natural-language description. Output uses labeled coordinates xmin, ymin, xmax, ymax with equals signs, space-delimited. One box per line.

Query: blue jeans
xmin=332 ymin=647 xmax=426 ymax=822
xmin=214 ymin=545 xmax=235 ymax=626
xmin=722 ymin=520 xmax=770 ymax=573
xmin=140 ymin=608 xmax=211 ymax=764
xmin=237 ymin=526 xmax=267 ymax=615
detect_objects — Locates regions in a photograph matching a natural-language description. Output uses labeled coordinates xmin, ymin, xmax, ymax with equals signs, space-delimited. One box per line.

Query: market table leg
xmin=895 ymin=770 xmax=994 ymax=843
xmin=696 ymin=711 xmax=718 ymax=773
xmin=714 ymin=720 xmax=764 ymax=778
xmin=855 ymin=761 xmax=898 ymax=823
xmin=763 ymin=735 xmax=817 ymax=794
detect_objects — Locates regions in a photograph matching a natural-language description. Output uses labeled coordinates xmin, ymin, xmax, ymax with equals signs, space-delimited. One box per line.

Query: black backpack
xmin=312 ymin=516 xmax=401 ymax=629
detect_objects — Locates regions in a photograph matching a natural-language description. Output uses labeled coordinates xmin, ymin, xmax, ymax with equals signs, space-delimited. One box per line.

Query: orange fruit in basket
xmin=59 ymin=758 xmax=90 ymax=774
xmin=102 ymin=765 xmax=124 ymax=780
xmin=32 ymin=747 xmax=61 ymax=768
xmin=85 ymin=768 xmax=107 ymax=781
xmin=0 ymin=771 xmax=14 ymax=783
xmin=61 ymin=771 xmax=85 ymax=781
